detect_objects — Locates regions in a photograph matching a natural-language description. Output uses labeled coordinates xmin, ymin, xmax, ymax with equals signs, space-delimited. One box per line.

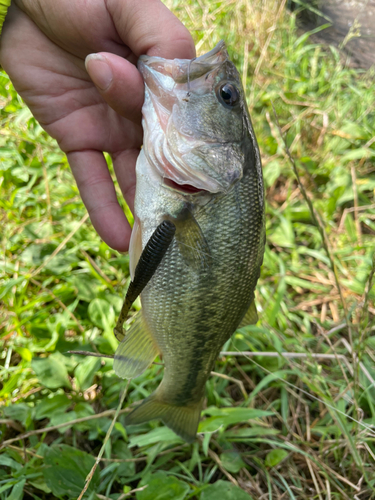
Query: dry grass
xmin=1 ymin=1 xmax=375 ymax=499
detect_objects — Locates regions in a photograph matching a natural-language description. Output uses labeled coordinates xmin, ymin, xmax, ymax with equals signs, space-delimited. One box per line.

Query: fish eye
xmin=216 ymin=83 xmax=240 ymax=108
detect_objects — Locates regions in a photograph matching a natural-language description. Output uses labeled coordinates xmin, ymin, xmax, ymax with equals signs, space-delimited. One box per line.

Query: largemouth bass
xmin=113 ymin=41 xmax=265 ymax=443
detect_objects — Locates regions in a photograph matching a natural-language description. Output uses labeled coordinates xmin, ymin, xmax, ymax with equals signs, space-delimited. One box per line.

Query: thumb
xmin=107 ymin=0 xmax=195 ymax=59
xmin=85 ymin=52 xmax=144 ymax=123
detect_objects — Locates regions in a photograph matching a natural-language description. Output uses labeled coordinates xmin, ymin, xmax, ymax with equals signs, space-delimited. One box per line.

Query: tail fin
xmin=125 ymin=392 xmax=202 ymax=443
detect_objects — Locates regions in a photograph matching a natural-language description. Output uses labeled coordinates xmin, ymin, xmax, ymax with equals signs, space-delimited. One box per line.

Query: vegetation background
xmin=1 ymin=0 xmax=375 ymax=498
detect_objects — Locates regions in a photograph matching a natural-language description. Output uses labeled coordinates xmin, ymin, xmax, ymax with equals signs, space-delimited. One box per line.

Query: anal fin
xmin=114 ymin=311 xmax=159 ymax=379
xmin=239 ymin=300 xmax=258 ymax=328
xmin=125 ymin=391 xmax=202 ymax=443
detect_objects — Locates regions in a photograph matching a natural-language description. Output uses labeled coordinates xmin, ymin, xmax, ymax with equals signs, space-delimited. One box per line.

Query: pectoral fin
xmin=114 ymin=220 xmax=176 ymax=341
xmin=167 ymin=207 xmax=211 ymax=270
xmin=239 ymin=300 xmax=258 ymax=327
xmin=114 ymin=311 xmax=159 ymax=379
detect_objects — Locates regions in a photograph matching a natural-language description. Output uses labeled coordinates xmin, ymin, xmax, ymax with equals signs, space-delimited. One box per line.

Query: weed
xmin=1 ymin=1 xmax=375 ymax=498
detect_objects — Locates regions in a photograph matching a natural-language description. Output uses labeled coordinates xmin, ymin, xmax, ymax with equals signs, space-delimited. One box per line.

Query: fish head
xmin=138 ymin=41 xmax=248 ymax=194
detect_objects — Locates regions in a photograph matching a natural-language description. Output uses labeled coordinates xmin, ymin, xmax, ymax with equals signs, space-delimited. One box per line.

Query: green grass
xmin=1 ymin=0 xmax=375 ymax=498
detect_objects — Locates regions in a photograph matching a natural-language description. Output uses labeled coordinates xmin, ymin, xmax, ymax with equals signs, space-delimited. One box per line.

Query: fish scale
xmin=113 ymin=41 xmax=265 ymax=442
xmin=122 ymin=162 xmax=264 ymax=435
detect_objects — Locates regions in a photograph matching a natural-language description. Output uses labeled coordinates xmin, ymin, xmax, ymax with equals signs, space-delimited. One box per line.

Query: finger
xmin=106 ymin=0 xmax=196 ymax=59
xmin=68 ymin=150 xmax=132 ymax=252
xmin=112 ymin=148 xmax=139 ymax=214
xmin=85 ymin=52 xmax=144 ymax=123
xmin=14 ymin=0 xmax=133 ymax=60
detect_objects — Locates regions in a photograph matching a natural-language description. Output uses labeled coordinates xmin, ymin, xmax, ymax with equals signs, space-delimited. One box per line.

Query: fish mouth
xmin=138 ymin=41 xmax=241 ymax=195
xmin=138 ymin=40 xmax=229 ymax=125
xmin=163 ymin=178 xmax=208 ymax=195
xmin=138 ymin=40 xmax=228 ymax=85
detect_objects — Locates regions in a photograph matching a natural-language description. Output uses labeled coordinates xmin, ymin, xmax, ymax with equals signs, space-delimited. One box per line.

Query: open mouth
xmin=164 ymin=178 xmax=208 ymax=194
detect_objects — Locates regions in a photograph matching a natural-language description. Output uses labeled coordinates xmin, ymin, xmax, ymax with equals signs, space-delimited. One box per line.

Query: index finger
xmin=68 ymin=150 xmax=133 ymax=252
xmin=106 ymin=0 xmax=196 ymax=59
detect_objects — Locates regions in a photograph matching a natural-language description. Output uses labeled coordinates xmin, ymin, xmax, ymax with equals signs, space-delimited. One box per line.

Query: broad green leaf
xmin=137 ymin=472 xmax=190 ymax=500
xmin=202 ymin=432 xmax=212 ymax=457
xmin=43 ymin=444 xmax=100 ymax=498
xmin=48 ymin=403 xmax=94 ymax=433
xmin=198 ymin=418 xmax=224 ymax=433
xmin=248 ymin=371 xmax=295 ymax=403
xmin=19 ymin=243 xmax=47 ymax=265
xmin=114 ymin=421 xmax=128 ymax=441
xmin=74 ymin=356 xmax=101 ymax=391
xmin=3 ymin=403 xmax=34 ymax=427
xmin=71 ymin=273 xmax=100 ymax=302
xmin=201 ymin=480 xmax=254 ymax=500
xmin=265 ymin=449 xmax=289 ymax=467
xmin=0 ymin=483 xmax=15 ymax=496
xmin=7 ymin=479 xmax=26 ymax=500
xmin=0 ymin=277 xmax=24 ymax=300
xmin=0 ymin=454 xmax=22 ymax=471
xmin=28 ymin=478 xmax=52 ymax=494
xmin=11 ymin=167 xmax=29 ymax=182
xmin=220 ymin=451 xmax=246 ymax=473
xmin=102 ymin=293 xmax=124 ymax=314
xmin=284 ymin=276 xmax=328 ymax=292
xmin=268 ymin=216 xmax=295 ymax=248
xmin=341 ymin=147 xmax=374 ymax=162
xmin=201 ymin=407 xmax=273 ymax=431
xmin=48 ymin=411 xmax=78 ymax=433
xmin=13 ymin=346 xmax=32 ymax=362
xmin=35 ymin=394 xmax=71 ymax=420
xmin=88 ymin=298 xmax=115 ymax=331
xmin=32 ymin=354 xmax=71 ymax=389
xmin=112 ymin=441 xmax=135 ymax=477
xmin=129 ymin=427 xmax=183 ymax=448
xmin=263 ymin=159 xmax=281 ymax=188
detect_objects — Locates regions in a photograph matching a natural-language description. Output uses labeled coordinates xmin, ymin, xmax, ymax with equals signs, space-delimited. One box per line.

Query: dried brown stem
xmin=80 ymin=249 xmax=112 ymax=285
xmin=77 ymin=380 xmax=130 ymax=500
xmin=67 ymin=350 xmax=113 ymax=358
xmin=203 ymin=441 xmax=239 ymax=487
xmin=0 ymin=407 xmax=131 ymax=450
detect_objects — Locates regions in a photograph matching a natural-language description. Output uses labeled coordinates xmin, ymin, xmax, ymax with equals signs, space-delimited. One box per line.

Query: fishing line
xmin=233 ymin=346 xmax=375 ymax=438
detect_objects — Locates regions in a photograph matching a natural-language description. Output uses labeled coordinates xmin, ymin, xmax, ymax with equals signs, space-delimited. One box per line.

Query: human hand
xmin=0 ymin=0 xmax=195 ymax=251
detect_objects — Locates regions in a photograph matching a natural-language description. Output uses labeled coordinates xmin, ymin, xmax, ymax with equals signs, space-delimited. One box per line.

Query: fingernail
xmin=85 ymin=53 xmax=113 ymax=91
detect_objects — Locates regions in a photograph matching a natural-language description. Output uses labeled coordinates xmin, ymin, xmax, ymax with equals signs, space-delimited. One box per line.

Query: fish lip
xmin=138 ymin=39 xmax=226 ymax=63
xmin=138 ymin=40 xmax=228 ymax=83
xmin=139 ymin=40 xmax=226 ymax=66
